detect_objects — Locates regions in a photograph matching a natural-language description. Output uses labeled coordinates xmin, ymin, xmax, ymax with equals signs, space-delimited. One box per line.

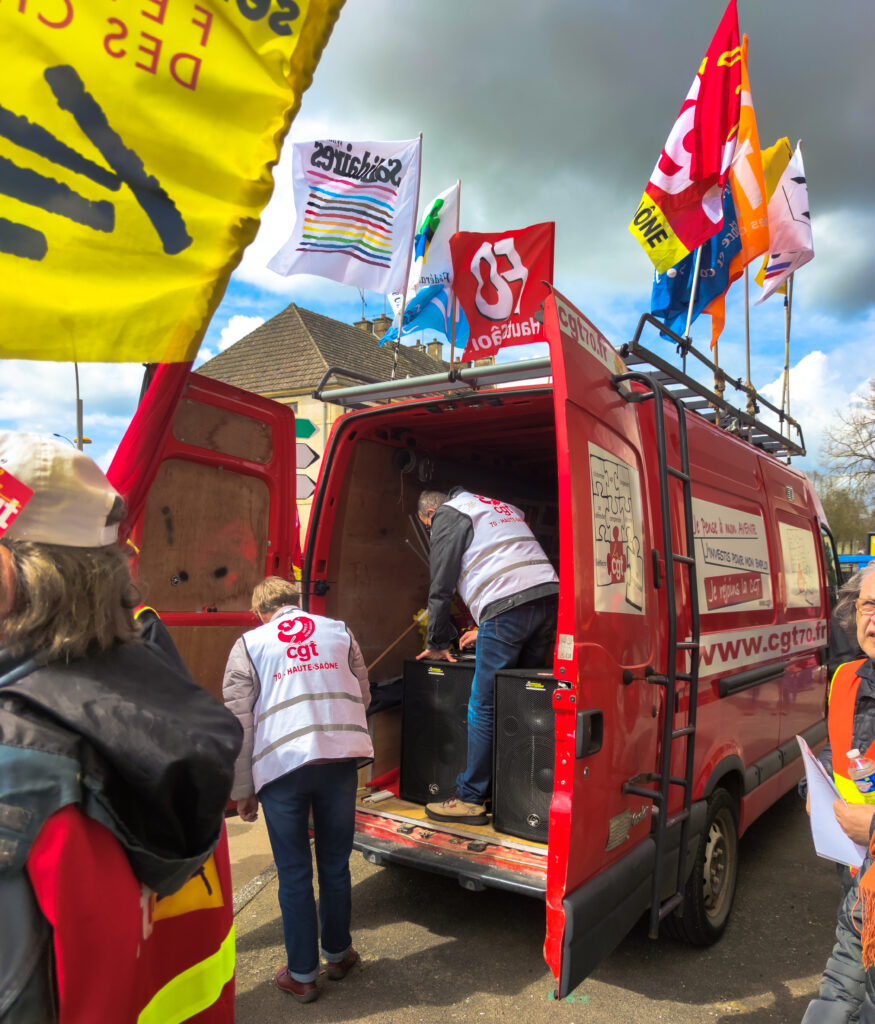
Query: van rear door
xmin=542 ymin=289 xmax=670 ymax=995
xmin=129 ymin=373 xmax=299 ymax=701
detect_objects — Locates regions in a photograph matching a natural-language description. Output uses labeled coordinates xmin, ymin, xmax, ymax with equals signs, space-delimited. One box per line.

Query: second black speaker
xmin=493 ymin=669 xmax=559 ymax=842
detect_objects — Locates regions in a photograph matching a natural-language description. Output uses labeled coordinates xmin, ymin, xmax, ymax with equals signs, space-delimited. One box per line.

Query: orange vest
xmin=27 ymin=805 xmax=235 ymax=1023
xmin=828 ymin=659 xmax=874 ymax=804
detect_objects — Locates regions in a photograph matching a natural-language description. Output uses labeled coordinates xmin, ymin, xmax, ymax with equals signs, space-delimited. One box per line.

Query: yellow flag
xmin=0 ymin=1 xmax=344 ymax=362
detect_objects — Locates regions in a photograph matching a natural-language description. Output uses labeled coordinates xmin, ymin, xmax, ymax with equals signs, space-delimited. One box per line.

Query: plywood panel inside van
xmin=166 ymin=624 xmax=249 ymax=702
xmin=138 ymin=458 xmax=269 ymax=613
xmin=324 ymin=440 xmax=430 ymax=680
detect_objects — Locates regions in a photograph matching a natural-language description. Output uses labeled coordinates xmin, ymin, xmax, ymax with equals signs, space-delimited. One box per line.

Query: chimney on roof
xmin=426 ymin=339 xmax=444 ymax=361
xmin=354 ymin=318 xmax=374 ymax=334
xmin=372 ymin=313 xmax=393 ymax=339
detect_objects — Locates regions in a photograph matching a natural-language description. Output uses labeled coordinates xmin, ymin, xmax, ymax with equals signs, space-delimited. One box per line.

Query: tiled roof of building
xmin=196 ymin=304 xmax=447 ymax=394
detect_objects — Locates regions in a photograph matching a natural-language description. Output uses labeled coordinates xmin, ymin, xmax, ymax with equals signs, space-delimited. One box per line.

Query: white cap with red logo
xmin=0 ymin=431 xmax=122 ymax=548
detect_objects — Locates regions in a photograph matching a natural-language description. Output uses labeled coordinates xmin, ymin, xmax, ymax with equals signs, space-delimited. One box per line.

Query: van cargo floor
xmin=353 ymin=794 xmax=548 ymax=898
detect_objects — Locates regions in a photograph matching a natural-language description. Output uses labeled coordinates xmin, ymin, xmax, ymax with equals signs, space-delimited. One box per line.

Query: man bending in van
xmin=417 ymin=489 xmax=558 ymax=826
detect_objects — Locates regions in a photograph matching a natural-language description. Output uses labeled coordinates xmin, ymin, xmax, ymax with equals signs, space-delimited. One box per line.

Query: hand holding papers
xmin=798 ymin=735 xmax=868 ymax=868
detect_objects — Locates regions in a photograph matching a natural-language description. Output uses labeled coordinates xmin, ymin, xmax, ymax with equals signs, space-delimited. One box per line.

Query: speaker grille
xmin=400 ymin=659 xmax=473 ymax=804
xmin=493 ymin=670 xmax=558 ymax=842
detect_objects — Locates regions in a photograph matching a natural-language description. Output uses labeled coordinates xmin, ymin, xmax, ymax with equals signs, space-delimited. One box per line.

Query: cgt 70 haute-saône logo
xmin=277 ymin=615 xmax=319 ymax=662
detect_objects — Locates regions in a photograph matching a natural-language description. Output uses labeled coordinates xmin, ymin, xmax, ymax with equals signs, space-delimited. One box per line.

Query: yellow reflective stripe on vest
xmin=137 ymin=923 xmax=235 ymax=1024
xmin=833 ymin=772 xmax=873 ymax=804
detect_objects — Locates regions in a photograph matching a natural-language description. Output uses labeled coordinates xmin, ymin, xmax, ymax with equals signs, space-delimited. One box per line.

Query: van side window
xmin=820 ymin=525 xmax=840 ymax=609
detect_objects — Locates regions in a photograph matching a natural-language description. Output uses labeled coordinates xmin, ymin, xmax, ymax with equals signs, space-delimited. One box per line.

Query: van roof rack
xmin=619 ymin=314 xmax=805 ymax=459
xmin=311 ymin=357 xmax=552 ymax=409
xmin=311 ymin=314 xmax=805 ymax=460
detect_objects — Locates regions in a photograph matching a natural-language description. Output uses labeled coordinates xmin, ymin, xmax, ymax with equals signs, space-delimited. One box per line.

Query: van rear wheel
xmin=667 ymin=788 xmax=738 ymax=946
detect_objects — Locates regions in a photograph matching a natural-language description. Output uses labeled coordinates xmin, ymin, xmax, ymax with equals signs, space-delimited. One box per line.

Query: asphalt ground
xmin=228 ymin=791 xmax=841 ymax=1023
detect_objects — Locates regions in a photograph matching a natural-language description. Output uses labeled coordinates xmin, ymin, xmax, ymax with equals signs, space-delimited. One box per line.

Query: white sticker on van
xmin=557 ymin=633 xmax=574 ymax=661
xmin=589 ymin=443 xmax=645 ymax=615
xmin=779 ymin=522 xmax=821 ymax=610
xmin=692 ymin=498 xmax=773 ymax=613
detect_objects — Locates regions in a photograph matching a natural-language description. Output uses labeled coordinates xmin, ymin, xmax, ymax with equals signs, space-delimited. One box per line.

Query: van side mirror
xmin=575 ymin=709 xmax=603 ymax=759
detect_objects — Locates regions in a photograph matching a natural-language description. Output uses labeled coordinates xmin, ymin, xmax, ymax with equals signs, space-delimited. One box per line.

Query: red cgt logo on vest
xmin=277 ymin=616 xmax=319 ymax=661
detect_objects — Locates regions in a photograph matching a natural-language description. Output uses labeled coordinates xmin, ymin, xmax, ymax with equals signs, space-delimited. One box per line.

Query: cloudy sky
xmin=2 ymin=0 xmax=873 ymax=472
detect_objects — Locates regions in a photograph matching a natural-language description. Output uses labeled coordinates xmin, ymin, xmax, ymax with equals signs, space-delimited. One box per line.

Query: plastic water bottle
xmin=846 ymin=748 xmax=875 ymax=798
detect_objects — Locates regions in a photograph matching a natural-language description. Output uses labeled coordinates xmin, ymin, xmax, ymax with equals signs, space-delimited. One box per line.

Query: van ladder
xmin=614 ymin=369 xmax=701 ymax=940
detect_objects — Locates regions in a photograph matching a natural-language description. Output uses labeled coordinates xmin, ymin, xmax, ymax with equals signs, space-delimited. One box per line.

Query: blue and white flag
xmin=756 ymin=141 xmax=813 ymax=304
xmin=651 ymin=187 xmax=741 ymax=339
xmin=407 ymin=181 xmax=460 ymax=295
xmin=380 ymin=283 xmax=469 ymax=348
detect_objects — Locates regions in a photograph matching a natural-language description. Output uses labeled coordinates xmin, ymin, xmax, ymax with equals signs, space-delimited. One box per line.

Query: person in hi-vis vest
xmin=416 ymin=488 xmax=558 ymax=827
xmin=803 ymin=562 xmax=875 ymax=1024
xmin=223 ymin=576 xmax=373 ymax=1004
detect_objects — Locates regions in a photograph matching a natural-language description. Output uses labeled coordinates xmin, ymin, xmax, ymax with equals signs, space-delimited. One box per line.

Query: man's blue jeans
xmin=259 ymin=759 xmax=358 ymax=982
xmin=455 ymin=595 xmax=557 ymax=805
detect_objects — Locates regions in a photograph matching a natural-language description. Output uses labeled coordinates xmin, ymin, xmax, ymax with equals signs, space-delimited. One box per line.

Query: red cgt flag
xmin=450 ymin=222 xmax=554 ymax=361
xmin=629 ymin=0 xmax=741 ymax=273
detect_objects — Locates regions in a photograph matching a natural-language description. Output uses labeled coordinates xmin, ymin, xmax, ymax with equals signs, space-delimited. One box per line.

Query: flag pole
xmin=781 ymin=273 xmax=794 ymax=433
xmin=743 ymin=266 xmax=755 ymax=441
xmin=449 ymin=179 xmax=461 ymax=369
xmin=683 ymin=246 xmax=703 ymax=340
xmin=391 ymin=133 xmax=423 ymax=381
xmin=743 ymin=267 xmax=752 ymax=393
xmin=74 ymin=363 xmax=84 ymax=451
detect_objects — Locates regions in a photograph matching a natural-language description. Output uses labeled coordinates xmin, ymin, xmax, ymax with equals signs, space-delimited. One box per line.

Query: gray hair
xmin=0 ymin=537 xmax=138 ymax=661
xmin=417 ymin=490 xmax=448 ymax=517
xmin=834 ymin=562 xmax=875 ymax=638
xmin=251 ymin=576 xmax=300 ymax=616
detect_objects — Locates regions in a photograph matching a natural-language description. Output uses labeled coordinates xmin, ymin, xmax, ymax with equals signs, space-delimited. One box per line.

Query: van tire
xmin=667 ymin=788 xmax=738 ymax=946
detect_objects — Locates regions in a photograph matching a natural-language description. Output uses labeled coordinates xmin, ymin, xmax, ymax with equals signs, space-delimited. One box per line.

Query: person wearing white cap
xmin=0 ymin=432 xmax=242 ymax=1023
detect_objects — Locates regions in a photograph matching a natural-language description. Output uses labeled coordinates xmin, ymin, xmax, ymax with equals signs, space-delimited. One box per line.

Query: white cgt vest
xmin=244 ymin=609 xmax=373 ymax=792
xmin=445 ymin=491 xmax=558 ymax=625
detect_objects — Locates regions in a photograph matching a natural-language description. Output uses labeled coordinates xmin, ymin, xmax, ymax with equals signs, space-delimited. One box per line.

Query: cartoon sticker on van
xmin=590 ymin=442 xmax=644 ymax=613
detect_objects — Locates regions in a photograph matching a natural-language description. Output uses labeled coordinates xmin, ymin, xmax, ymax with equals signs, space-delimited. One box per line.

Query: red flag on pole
xmin=629 ymin=0 xmax=742 ymax=273
xmin=450 ymin=222 xmax=554 ymax=362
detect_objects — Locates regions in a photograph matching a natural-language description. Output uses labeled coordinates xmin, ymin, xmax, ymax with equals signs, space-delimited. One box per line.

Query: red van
xmin=134 ymin=288 xmax=838 ymax=997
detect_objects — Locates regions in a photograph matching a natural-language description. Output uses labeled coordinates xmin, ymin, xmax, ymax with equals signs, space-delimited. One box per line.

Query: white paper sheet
xmin=797 ymin=734 xmax=868 ymax=867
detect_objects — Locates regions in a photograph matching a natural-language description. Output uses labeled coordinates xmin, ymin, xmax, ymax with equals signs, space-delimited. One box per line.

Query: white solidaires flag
xmin=269 ymin=138 xmax=422 ymax=294
xmin=757 ymin=141 xmax=813 ymax=303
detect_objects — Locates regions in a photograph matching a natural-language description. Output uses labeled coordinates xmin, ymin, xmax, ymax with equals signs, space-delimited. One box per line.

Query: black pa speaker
xmin=400 ymin=658 xmax=473 ymax=804
xmin=492 ymin=669 xmax=558 ymax=842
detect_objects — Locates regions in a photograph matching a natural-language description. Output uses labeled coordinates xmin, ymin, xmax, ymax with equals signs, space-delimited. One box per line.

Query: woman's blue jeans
xmin=455 ymin=595 xmax=557 ymax=805
xmin=259 ymin=759 xmax=358 ymax=982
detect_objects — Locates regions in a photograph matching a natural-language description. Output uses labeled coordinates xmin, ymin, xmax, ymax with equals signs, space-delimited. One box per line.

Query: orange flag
xmin=705 ymin=36 xmax=769 ymax=346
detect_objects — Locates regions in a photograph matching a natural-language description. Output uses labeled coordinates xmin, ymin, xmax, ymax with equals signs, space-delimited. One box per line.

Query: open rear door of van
xmin=542 ymin=288 xmax=676 ymax=996
xmin=128 ymin=373 xmax=299 ymax=702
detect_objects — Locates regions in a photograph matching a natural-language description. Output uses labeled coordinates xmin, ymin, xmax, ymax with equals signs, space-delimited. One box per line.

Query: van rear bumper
xmin=354 ymin=833 xmax=548 ymax=897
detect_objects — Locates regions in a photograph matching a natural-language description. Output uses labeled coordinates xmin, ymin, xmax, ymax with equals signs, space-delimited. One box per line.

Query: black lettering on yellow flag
xmin=0 ymin=1 xmax=345 ymax=362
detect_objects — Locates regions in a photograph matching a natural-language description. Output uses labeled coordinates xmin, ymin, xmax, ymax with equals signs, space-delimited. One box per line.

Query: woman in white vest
xmin=416 ymin=488 xmax=558 ymax=827
xmin=223 ymin=576 xmax=372 ymax=1004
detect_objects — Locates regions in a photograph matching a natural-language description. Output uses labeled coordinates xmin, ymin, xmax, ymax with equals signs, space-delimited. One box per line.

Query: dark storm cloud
xmin=303 ymin=0 xmax=875 ymax=311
